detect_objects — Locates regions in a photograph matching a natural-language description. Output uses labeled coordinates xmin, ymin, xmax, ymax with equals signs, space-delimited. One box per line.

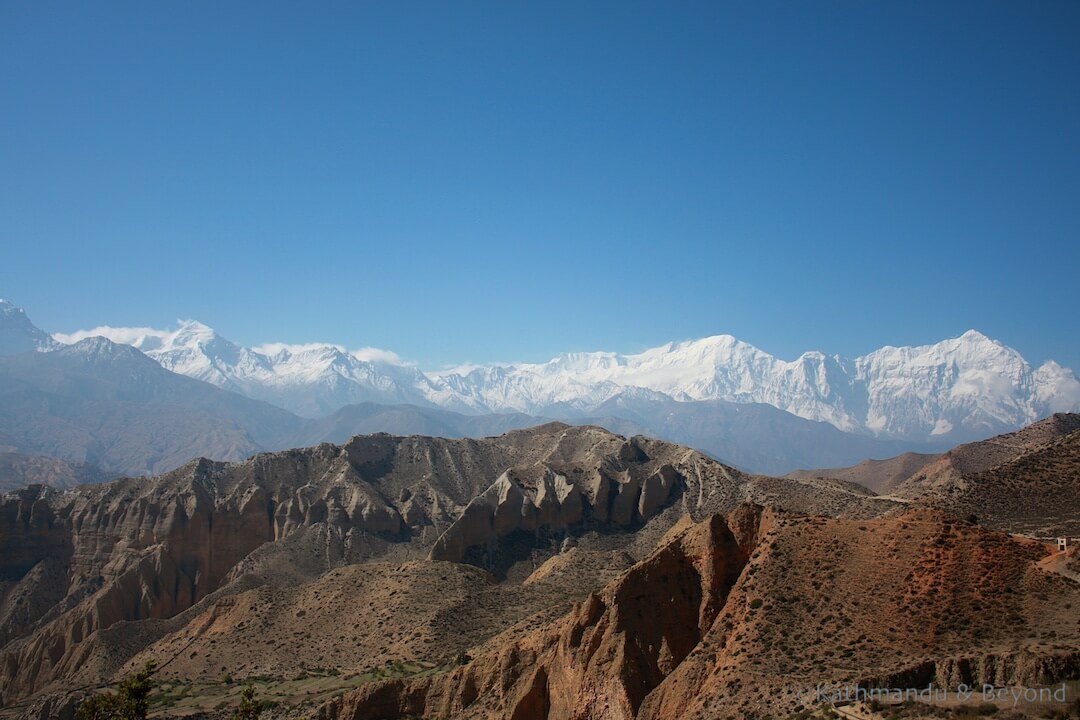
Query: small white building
xmin=1058 ymin=537 xmax=1071 ymax=552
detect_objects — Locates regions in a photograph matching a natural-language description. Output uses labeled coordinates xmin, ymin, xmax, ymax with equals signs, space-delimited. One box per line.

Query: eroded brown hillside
xmin=319 ymin=509 xmax=1080 ymax=720
xmin=0 ymin=424 xmax=895 ymax=709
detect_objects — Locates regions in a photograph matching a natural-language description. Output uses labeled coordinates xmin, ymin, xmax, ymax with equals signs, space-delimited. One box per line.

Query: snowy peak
xmin=959 ymin=328 xmax=991 ymax=341
xmin=55 ymin=320 xmax=258 ymax=388
xmin=545 ymin=350 xmax=624 ymax=373
xmin=854 ymin=330 xmax=1038 ymax=439
xmin=54 ymin=335 xmax=156 ymax=365
xmin=56 ymin=335 xmax=123 ymax=358
xmin=1034 ymin=360 xmax=1080 ymax=413
xmin=0 ymin=299 xmax=60 ymax=355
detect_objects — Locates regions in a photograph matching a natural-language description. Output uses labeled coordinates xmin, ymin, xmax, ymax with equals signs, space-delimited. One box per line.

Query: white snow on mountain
xmin=427 ymin=330 xmax=1080 ymax=441
xmin=1034 ymin=360 xmax=1080 ymax=413
xmin=0 ymin=299 xmax=60 ymax=354
xmin=854 ymin=330 xmax=1063 ymax=439
xmin=53 ymin=320 xmax=440 ymax=418
xmin=50 ymin=316 xmax=1080 ymax=441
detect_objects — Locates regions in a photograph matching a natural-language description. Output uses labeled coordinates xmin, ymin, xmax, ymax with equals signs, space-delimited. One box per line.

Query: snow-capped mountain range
xmin=52 ymin=319 xmax=442 ymax=418
xmin=44 ymin=304 xmax=1080 ymax=443
xmin=433 ymin=332 xmax=1080 ymax=441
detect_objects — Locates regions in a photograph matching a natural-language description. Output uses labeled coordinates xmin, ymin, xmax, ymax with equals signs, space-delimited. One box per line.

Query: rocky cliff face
xmin=317 ymin=508 xmax=1080 ymax=720
xmin=0 ymin=424 xmax=895 ymax=706
xmin=428 ymin=442 xmax=684 ymax=567
xmin=0 ymin=463 xmax=281 ymax=701
xmin=319 ymin=505 xmax=772 ymax=720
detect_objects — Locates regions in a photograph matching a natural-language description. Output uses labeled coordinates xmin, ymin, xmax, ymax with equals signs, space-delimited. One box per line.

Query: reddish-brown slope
xmin=644 ymin=510 xmax=1078 ymax=718
xmin=896 ymin=427 xmax=1080 ymax=536
xmin=318 ymin=505 xmax=774 ymax=720
xmin=319 ymin=509 xmax=1080 ymax=720
xmin=894 ymin=413 xmax=1080 ymax=498
xmin=789 ymin=413 xmax=1080 ymax=500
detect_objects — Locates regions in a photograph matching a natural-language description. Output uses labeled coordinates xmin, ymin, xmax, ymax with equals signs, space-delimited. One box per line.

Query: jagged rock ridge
xmin=0 ymin=424 xmax=896 ymax=705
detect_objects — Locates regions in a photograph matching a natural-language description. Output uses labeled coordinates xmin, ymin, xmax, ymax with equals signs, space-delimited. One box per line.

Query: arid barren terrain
xmin=1 ymin=417 xmax=1078 ymax=719
xmin=6 ymin=1 xmax=1080 ymax=717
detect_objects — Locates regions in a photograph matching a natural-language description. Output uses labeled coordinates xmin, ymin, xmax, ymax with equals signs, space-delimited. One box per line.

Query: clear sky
xmin=2 ymin=1 xmax=1079 ymax=371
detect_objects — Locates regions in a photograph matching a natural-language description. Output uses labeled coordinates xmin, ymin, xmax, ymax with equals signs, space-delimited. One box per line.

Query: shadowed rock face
xmin=0 ymin=424 xmax=898 ymax=707
xmin=319 ymin=506 xmax=771 ymax=720
xmin=428 ymin=458 xmax=682 ymax=565
xmin=0 ymin=462 xmax=281 ymax=700
xmin=0 ymin=486 xmax=71 ymax=583
xmin=317 ymin=508 xmax=1080 ymax=720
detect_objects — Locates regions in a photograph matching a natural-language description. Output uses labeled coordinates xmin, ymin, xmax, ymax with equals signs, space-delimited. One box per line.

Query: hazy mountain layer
xmin=52 ymin=316 xmax=442 ymax=418
xmin=0 ymin=453 xmax=111 ymax=492
xmin=584 ymin=392 xmax=943 ymax=475
xmin=0 ymin=301 xmax=57 ymax=355
xmin=787 ymin=451 xmax=940 ymax=494
xmin=0 ymin=302 xmax=946 ymax=480
xmin=290 ymin=402 xmax=550 ymax=447
xmin=5 ymin=299 xmax=1079 ymax=480
xmin=0 ymin=337 xmax=304 ymax=475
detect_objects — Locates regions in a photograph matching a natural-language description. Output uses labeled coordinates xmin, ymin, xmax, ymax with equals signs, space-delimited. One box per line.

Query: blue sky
xmin=2 ymin=1 xmax=1079 ymax=370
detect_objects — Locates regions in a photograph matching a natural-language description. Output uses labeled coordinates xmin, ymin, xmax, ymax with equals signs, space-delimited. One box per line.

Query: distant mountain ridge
xmin=3 ymin=297 xmax=1079 ymax=481
xmin=54 ymin=318 xmax=440 ymax=418
xmin=0 ymin=335 xmax=304 ymax=475
xmin=50 ymin=302 xmax=1080 ymax=443
xmin=0 ymin=452 xmax=110 ymax=492
xmin=2 ymin=330 xmax=916 ymax=478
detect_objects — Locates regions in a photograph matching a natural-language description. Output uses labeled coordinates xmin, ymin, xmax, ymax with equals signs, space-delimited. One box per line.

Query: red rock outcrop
xmin=319 ymin=506 xmax=768 ymax=720
xmin=319 ymin=507 xmax=1080 ymax=720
